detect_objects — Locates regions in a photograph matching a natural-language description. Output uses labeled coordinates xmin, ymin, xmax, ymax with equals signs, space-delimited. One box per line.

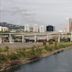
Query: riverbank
xmin=0 ymin=42 xmax=72 ymax=72
xmin=41 ymin=46 xmax=72 ymax=58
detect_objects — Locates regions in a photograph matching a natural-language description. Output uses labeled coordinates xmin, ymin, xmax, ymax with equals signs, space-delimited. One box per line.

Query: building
xmin=65 ymin=18 xmax=72 ymax=32
xmin=24 ymin=24 xmax=30 ymax=32
xmin=46 ymin=25 xmax=55 ymax=32
xmin=33 ymin=24 xmax=39 ymax=32
xmin=69 ymin=18 xmax=72 ymax=32
xmin=0 ymin=26 xmax=2 ymax=31
xmin=29 ymin=26 xmax=33 ymax=32
xmin=39 ymin=25 xmax=45 ymax=32
xmin=0 ymin=26 xmax=9 ymax=32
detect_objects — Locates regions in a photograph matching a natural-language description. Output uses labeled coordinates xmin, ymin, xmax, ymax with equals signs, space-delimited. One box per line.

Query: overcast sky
xmin=0 ymin=0 xmax=72 ymax=31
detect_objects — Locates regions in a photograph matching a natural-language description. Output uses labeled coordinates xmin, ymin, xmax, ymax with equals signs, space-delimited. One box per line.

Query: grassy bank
xmin=0 ymin=42 xmax=72 ymax=71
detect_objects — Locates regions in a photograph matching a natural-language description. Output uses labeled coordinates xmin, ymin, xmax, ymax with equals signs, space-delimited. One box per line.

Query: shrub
xmin=0 ymin=48 xmax=2 ymax=52
xmin=0 ymin=54 xmax=7 ymax=63
xmin=44 ymin=45 xmax=53 ymax=51
xmin=8 ymin=53 xmax=19 ymax=60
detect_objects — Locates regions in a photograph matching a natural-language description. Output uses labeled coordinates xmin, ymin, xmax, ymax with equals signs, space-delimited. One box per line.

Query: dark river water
xmin=8 ymin=48 xmax=72 ymax=72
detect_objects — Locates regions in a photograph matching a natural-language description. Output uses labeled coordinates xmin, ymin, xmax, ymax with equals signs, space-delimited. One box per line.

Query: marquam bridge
xmin=0 ymin=32 xmax=72 ymax=48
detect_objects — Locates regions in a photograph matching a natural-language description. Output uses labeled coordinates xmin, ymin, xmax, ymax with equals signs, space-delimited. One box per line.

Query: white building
xmin=24 ymin=24 xmax=30 ymax=32
xmin=0 ymin=26 xmax=9 ymax=32
xmin=0 ymin=26 xmax=2 ymax=31
xmin=65 ymin=18 xmax=72 ymax=32
xmin=24 ymin=24 xmax=45 ymax=33
xmin=33 ymin=24 xmax=39 ymax=32
xmin=69 ymin=18 xmax=72 ymax=32
xmin=39 ymin=25 xmax=45 ymax=32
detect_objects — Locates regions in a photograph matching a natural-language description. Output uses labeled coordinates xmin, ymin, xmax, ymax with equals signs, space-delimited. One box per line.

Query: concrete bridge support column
xmin=9 ymin=34 xmax=14 ymax=44
xmin=22 ymin=35 xmax=25 ymax=43
xmin=0 ymin=37 xmax=2 ymax=44
xmin=34 ymin=35 xmax=37 ymax=42
xmin=70 ymin=32 xmax=72 ymax=42
xmin=58 ymin=34 xmax=61 ymax=43
xmin=46 ymin=35 xmax=49 ymax=41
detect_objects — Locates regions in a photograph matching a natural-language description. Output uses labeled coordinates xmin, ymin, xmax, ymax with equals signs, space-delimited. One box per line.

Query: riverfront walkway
xmin=0 ymin=42 xmax=43 ymax=48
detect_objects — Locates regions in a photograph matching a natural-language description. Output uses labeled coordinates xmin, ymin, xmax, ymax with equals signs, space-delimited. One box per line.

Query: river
xmin=6 ymin=48 xmax=72 ymax=72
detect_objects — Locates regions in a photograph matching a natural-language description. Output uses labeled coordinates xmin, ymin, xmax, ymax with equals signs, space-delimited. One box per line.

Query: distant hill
xmin=0 ymin=22 xmax=24 ymax=29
